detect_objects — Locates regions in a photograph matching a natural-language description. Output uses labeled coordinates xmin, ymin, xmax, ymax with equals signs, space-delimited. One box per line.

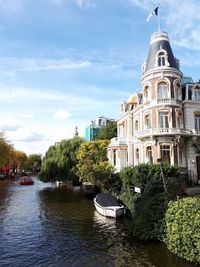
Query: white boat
xmin=94 ymin=193 xmax=125 ymax=218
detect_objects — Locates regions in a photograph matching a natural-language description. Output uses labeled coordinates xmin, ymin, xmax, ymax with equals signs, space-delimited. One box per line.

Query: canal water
xmin=0 ymin=177 xmax=194 ymax=267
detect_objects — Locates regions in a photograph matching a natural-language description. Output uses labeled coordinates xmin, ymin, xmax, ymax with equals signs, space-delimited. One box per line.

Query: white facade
xmin=108 ymin=31 xmax=200 ymax=183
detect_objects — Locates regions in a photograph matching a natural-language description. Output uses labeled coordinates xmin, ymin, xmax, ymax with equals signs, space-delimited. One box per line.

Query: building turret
xmin=142 ymin=31 xmax=182 ymax=84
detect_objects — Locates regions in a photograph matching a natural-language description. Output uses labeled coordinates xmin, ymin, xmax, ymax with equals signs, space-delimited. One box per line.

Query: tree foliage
xmin=0 ymin=132 xmax=14 ymax=167
xmin=164 ymin=197 xmax=200 ymax=263
xmin=97 ymin=121 xmax=117 ymax=140
xmin=119 ymin=163 xmax=181 ymax=240
xmin=38 ymin=137 xmax=83 ymax=183
xmin=26 ymin=154 xmax=42 ymax=172
xmin=76 ymin=140 xmax=116 ymax=190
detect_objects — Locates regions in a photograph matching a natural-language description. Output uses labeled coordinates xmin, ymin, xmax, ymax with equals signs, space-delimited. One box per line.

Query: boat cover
xmin=95 ymin=193 xmax=121 ymax=207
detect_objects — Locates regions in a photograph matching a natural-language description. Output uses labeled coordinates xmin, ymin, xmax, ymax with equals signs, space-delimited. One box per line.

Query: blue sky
xmin=0 ymin=0 xmax=200 ymax=155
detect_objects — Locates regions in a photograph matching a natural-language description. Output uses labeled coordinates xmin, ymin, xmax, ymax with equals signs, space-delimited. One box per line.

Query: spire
xmin=74 ymin=125 xmax=79 ymax=136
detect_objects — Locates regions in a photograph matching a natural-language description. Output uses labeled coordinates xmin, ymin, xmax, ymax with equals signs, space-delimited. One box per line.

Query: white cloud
xmin=53 ymin=110 xmax=71 ymax=120
xmin=128 ymin=0 xmax=200 ymax=51
xmin=0 ymin=57 xmax=92 ymax=73
xmin=7 ymin=127 xmax=44 ymax=142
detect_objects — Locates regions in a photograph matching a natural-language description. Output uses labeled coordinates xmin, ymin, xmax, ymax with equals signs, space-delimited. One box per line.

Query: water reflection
xmin=0 ymin=179 xmax=194 ymax=267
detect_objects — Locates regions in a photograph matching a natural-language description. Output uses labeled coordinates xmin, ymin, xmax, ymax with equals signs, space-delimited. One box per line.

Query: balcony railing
xmin=109 ymin=137 xmax=127 ymax=147
xmin=192 ymin=129 xmax=200 ymax=135
xmin=157 ymin=98 xmax=182 ymax=105
xmin=137 ymin=128 xmax=192 ymax=138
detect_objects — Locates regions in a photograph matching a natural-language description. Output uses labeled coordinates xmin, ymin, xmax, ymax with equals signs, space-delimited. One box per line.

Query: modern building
xmin=85 ymin=116 xmax=115 ymax=141
xmin=108 ymin=31 xmax=200 ymax=184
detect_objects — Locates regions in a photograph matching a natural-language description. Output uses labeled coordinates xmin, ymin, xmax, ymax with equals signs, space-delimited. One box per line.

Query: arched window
xmin=135 ymin=120 xmax=139 ymax=132
xmin=144 ymin=113 xmax=151 ymax=129
xmin=158 ymin=82 xmax=168 ymax=99
xmin=158 ymin=52 xmax=165 ymax=66
xmin=135 ymin=148 xmax=139 ymax=165
xmin=159 ymin=111 xmax=169 ymax=128
xmin=174 ymin=81 xmax=181 ymax=100
xmin=155 ymin=49 xmax=169 ymax=67
xmin=146 ymin=146 xmax=152 ymax=163
xmin=144 ymin=86 xmax=150 ymax=103
xmin=160 ymin=145 xmax=171 ymax=164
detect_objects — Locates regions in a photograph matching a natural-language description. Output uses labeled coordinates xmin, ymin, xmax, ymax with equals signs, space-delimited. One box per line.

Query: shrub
xmin=119 ymin=163 xmax=181 ymax=241
xmin=164 ymin=197 xmax=200 ymax=263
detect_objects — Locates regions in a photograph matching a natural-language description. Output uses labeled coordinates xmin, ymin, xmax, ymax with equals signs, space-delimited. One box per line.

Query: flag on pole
xmin=146 ymin=6 xmax=159 ymax=22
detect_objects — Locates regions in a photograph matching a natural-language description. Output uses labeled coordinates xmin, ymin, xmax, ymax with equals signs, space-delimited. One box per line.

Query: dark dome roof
xmin=144 ymin=31 xmax=179 ymax=73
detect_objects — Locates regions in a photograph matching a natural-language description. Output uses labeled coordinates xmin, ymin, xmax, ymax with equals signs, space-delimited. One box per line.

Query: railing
xmin=192 ymin=130 xmax=200 ymax=135
xmin=137 ymin=128 xmax=192 ymax=138
xmin=109 ymin=137 xmax=127 ymax=146
xmin=157 ymin=98 xmax=182 ymax=105
xmin=151 ymin=31 xmax=168 ymax=42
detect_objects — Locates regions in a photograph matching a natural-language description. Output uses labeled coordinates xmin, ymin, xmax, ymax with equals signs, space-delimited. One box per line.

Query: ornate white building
xmin=108 ymin=31 xmax=200 ymax=183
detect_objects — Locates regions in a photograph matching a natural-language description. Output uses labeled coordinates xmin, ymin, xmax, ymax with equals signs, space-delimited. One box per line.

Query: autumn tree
xmin=76 ymin=140 xmax=115 ymax=190
xmin=0 ymin=132 xmax=14 ymax=167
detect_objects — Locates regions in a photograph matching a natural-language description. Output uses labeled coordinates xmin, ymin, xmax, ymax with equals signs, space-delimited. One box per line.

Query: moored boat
xmin=94 ymin=193 xmax=125 ymax=218
xmin=20 ymin=176 xmax=34 ymax=185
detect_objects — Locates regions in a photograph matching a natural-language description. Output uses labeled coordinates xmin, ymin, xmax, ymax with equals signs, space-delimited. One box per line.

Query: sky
xmin=0 ymin=0 xmax=200 ymax=156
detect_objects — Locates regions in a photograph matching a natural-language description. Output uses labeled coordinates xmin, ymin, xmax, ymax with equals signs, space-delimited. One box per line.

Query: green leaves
xmin=76 ymin=140 xmax=116 ymax=190
xmin=164 ymin=197 xmax=200 ymax=263
xmin=38 ymin=137 xmax=83 ymax=183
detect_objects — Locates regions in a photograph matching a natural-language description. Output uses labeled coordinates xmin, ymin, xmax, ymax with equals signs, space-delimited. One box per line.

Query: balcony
xmin=109 ymin=137 xmax=127 ymax=147
xmin=157 ymin=98 xmax=182 ymax=105
xmin=137 ymin=128 xmax=192 ymax=139
xmin=192 ymin=130 xmax=200 ymax=136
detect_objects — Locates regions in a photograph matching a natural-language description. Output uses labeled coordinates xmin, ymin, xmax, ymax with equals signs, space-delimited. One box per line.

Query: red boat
xmin=20 ymin=176 xmax=34 ymax=185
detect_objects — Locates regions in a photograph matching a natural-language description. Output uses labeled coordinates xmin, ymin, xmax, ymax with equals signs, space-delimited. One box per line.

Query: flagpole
xmin=157 ymin=1 xmax=160 ymax=32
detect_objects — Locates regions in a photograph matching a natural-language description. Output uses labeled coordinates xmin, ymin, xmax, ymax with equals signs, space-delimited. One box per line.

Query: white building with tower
xmin=108 ymin=31 xmax=200 ymax=184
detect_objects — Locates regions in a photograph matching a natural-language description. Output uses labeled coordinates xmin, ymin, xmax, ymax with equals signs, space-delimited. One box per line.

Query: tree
xmin=26 ymin=154 xmax=42 ymax=173
xmin=38 ymin=137 xmax=84 ymax=183
xmin=97 ymin=121 xmax=117 ymax=140
xmin=76 ymin=140 xmax=115 ymax=190
xmin=0 ymin=132 xmax=14 ymax=168
xmin=12 ymin=150 xmax=28 ymax=172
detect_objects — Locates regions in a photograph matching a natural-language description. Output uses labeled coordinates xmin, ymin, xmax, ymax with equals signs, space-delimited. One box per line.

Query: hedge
xmin=164 ymin=197 xmax=200 ymax=263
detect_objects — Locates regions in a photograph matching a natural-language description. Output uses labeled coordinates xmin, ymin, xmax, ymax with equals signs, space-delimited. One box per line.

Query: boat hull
xmin=94 ymin=198 xmax=124 ymax=218
xmin=20 ymin=176 xmax=34 ymax=186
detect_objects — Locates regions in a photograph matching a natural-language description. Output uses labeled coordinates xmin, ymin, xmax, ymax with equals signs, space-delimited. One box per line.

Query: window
xmin=177 ymin=115 xmax=181 ymax=128
xmin=195 ymin=115 xmax=200 ymax=131
xmin=145 ymin=114 xmax=151 ymax=129
xmin=159 ymin=112 xmax=169 ymax=128
xmin=146 ymin=146 xmax=152 ymax=163
xmin=194 ymin=88 xmax=200 ymax=101
xmin=160 ymin=145 xmax=171 ymax=164
xmin=135 ymin=148 xmax=139 ymax=165
xmin=178 ymin=146 xmax=183 ymax=166
xmin=158 ymin=83 xmax=168 ymax=99
xmin=135 ymin=120 xmax=139 ymax=132
xmin=113 ymin=150 xmax=116 ymax=166
xmin=144 ymin=86 xmax=150 ymax=103
xmin=158 ymin=52 xmax=166 ymax=66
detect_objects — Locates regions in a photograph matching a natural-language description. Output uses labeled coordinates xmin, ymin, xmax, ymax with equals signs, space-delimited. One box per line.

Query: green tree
xmin=164 ymin=197 xmax=200 ymax=264
xmin=0 ymin=132 xmax=14 ymax=168
xmin=76 ymin=140 xmax=115 ymax=190
xmin=38 ymin=137 xmax=83 ymax=183
xmin=26 ymin=154 xmax=42 ymax=172
xmin=97 ymin=121 xmax=117 ymax=140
